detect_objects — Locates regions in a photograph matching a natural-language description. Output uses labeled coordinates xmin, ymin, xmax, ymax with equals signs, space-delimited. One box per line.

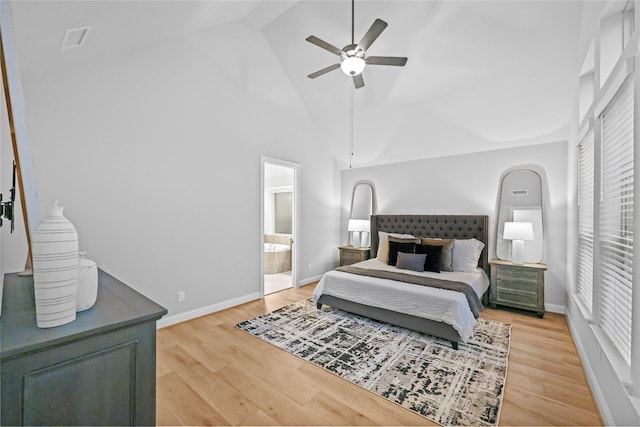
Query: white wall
xmin=341 ymin=141 xmax=568 ymax=311
xmin=4 ymin=20 xmax=341 ymax=323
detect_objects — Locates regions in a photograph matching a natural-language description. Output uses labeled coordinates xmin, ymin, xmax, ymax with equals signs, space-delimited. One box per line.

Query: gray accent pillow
xmin=387 ymin=241 xmax=417 ymax=266
xmin=395 ymin=252 xmax=427 ymax=272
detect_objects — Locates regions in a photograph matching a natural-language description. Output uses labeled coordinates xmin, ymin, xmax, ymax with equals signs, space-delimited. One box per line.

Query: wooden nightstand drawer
xmin=496 ymin=278 xmax=539 ymax=294
xmin=496 ymin=289 xmax=538 ymax=309
xmin=342 ymin=251 xmax=362 ymax=262
xmin=495 ymin=267 xmax=538 ymax=282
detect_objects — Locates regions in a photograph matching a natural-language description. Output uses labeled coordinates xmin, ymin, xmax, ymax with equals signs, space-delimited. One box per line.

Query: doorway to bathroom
xmin=261 ymin=157 xmax=298 ymax=296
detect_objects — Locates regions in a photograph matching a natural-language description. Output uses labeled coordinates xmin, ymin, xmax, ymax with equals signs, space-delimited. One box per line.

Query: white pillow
xmin=376 ymin=231 xmax=417 ymax=263
xmin=452 ymin=238 xmax=485 ymax=272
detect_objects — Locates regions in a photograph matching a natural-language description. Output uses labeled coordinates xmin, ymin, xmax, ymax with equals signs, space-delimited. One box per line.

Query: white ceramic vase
xmin=32 ymin=201 xmax=79 ymax=328
xmin=76 ymin=252 xmax=98 ymax=312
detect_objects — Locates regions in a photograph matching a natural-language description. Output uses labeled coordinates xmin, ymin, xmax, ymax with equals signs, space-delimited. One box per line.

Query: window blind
xmin=599 ymin=76 xmax=634 ymax=365
xmin=577 ymin=128 xmax=595 ymax=312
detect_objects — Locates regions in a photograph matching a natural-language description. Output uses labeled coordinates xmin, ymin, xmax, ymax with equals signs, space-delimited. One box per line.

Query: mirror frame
xmin=495 ymin=169 xmax=544 ymax=263
xmin=348 ymin=181 xmax=375 ymax=248
xmin=349 ymin=181 xmax=375 ymax=220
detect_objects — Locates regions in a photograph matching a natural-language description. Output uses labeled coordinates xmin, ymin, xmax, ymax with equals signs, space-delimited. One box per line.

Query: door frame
xmin=260 ymin=156 xmax=300 ymax=297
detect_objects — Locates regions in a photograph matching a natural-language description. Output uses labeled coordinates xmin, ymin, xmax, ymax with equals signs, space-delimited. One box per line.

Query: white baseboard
xmin=545 ymin=303 xmax=566 ymax=314
xmin=566 ymin=309 xmax=613 ymax=425
xmin=297 ymin=274 xmax=323 ymax=287
xmin=157 ymin=291 xmax=262 ymax=329
xmin=157 ymin=275 xmax=323 ymax=329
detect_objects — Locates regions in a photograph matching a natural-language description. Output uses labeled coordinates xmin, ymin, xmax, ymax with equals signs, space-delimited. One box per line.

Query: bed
xmin=313 ymin=214 xmax=490 ymax=349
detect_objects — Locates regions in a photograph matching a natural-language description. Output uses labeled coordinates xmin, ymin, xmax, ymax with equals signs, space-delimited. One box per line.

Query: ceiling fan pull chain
xmin=349 ymin=85 xmax=354 ymax=169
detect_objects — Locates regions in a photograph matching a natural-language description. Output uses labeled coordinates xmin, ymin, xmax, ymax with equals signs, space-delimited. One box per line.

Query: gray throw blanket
xmin=335 ymin=265 xmax=483 ymax=318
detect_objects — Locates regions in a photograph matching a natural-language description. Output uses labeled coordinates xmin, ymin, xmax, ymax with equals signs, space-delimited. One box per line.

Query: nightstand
xmin=489 ymin=259 xmax=547 ymax=318
xmin=339 ymin=246 xmax=370 ymax=266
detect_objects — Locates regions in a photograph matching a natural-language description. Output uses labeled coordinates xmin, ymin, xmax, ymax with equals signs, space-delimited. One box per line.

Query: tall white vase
xmin=32 ymin=202 xmax=79 ymax=328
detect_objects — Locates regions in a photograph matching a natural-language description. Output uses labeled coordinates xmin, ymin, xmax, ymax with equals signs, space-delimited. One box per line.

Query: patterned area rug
xmin=237 ymin=299 xmax=511 ymax=426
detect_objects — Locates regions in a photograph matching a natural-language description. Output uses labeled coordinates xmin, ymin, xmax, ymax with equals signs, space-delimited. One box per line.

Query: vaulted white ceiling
xmin=9 ymin=0 xmax=583 ymax=168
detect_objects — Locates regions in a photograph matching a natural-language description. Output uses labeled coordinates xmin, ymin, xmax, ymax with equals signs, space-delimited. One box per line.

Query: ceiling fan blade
xmin=307 ymin=63 xmax=341 ymax=79
xmin=306 ymin=36 xmax=343 ymax=56
xmin=357 ymin=19 xmax=388 ymax=51
xmin=366 ymin=56 xmax=408 ymax=66
xmin=353 ymin=73 xmax=364 ymax=89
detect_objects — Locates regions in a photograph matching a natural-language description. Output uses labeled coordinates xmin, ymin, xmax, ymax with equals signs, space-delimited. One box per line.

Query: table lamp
xmin=503 ymin=221 xmax=534 ymax=264
xmin=348 ymin=219 xmax=365 ymax=248
xmin=360 ymin=220 xmax=371 ymax=248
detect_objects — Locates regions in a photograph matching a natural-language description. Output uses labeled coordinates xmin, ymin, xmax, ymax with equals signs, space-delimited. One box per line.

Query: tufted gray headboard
xmin=370 ymin=215 xmax=490 ymax=276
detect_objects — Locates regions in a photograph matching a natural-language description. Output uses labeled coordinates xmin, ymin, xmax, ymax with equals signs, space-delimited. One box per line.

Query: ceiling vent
xmin=60 ymin=26 xmax=91 ymax=51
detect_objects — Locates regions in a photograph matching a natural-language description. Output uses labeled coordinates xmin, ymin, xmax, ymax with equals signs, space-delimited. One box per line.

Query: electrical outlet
xmin=177 ymin=291 xmax=185 ymax=302
xmin=308 ymin=263 xmax=312 ymax=271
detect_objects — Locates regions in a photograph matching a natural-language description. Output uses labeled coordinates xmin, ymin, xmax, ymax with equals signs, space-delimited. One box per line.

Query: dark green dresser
xmin=1 ymin=269 xmax=167 ymax=426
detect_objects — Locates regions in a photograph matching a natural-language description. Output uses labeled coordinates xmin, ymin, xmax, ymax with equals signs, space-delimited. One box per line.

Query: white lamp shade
xmin=362 ymin=220 xmax=370 ymax=232
xmin=347 ymin=219 xmax=369 ymax=231
xmin=503 ymin=222 xmax=534 ymax=241
xmin=348 ymin=219 xmax=361 ymax=232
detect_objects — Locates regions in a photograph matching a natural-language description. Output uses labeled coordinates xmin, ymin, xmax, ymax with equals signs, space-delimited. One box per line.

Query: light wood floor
xmin=156 ymin=283 xmax=603 ymax=426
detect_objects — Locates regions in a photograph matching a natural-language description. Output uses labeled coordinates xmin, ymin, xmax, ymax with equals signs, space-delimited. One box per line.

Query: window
xmin=579 ymin=40 xmax=595 ymax=124
xmin=598 ymin=77 xmax=634 ymax=364
xmin=623 ymin=7 xmax=635 ymax=49
xmin=577 ymin=128 xmax=595 ymax=313
xmin=600 ymin=5 xmax=635 ymax=88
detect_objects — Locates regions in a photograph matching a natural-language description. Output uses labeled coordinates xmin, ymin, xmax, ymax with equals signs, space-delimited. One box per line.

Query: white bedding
xmin=312 ymin=258 xmax=490 ymax=342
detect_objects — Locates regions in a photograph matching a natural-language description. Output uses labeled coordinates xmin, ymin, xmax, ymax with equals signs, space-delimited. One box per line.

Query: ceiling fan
xmin=306 ymin=0 xmax=408 ymax=89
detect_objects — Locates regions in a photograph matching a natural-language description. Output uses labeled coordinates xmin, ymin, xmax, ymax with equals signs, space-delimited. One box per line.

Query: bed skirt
xmin=316 ymin=294 xmax=461 ymax=349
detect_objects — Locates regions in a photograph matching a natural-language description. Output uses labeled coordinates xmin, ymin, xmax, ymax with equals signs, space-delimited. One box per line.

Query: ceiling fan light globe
xmin=341 ymin=56 xmax=365 ymax=76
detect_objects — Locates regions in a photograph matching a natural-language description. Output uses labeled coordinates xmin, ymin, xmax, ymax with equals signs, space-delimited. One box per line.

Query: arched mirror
xmin=349 ymin=182 xmax=375 ymax=247
xmin=496 ymin=170 xmax=544 ymax=263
